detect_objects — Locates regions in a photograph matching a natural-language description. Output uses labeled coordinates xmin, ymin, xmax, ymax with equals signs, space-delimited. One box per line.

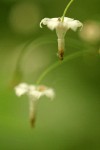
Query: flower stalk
xmin=36 ymin=50 xmax=91 ymax=85
xmin=61 ymin=0 xmax=74 ymax=22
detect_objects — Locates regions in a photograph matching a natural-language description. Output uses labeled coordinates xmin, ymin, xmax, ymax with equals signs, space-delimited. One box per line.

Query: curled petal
xmin=40 ymin=18 xmax=59 ymax=30
xmin=40 ymin=18 xmax=49 ymax=28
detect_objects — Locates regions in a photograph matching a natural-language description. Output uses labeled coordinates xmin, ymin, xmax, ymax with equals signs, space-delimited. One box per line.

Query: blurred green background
xmin=0 ymin=0 xmax=100 ymax=150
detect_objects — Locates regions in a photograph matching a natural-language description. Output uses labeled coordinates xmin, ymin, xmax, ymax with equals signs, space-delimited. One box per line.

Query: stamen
xmin=37 ymin=85 xmax=47 ymax=91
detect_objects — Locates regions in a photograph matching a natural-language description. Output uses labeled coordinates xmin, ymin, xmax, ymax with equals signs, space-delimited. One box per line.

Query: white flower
xmin=40 ymin=17 xmax=83 ymax=60
xmin=15 ymin=83 xmax=55 ymax=100
xmin=14 ymin=83 xmax=55 ymax=127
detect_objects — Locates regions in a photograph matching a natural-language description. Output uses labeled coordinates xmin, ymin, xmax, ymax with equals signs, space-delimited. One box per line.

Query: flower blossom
xmin=40 ymin=17 xmax=83 ymax=60
xmin=14 ymin=83 xmax=55 ymax=127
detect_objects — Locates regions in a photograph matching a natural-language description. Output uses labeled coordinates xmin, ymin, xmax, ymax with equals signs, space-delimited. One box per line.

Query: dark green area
xmin=0 ymin=0 xmax=100 ymax=150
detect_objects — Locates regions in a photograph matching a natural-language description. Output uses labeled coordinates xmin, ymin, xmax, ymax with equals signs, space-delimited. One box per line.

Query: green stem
xmin=15 ymin=36 xmax=56 ymax=71
xmin=15 ymin=36 xmax=83 ymax=74
xmin=12 ymin=36 xmax=56 ymax=86
xmin=16 ymin=38 xmax=34 ymax=70
xmin=61 ymin=0 xmax=74 ymax=22
xmin=36 ymin=50 xmax=90 ymax=85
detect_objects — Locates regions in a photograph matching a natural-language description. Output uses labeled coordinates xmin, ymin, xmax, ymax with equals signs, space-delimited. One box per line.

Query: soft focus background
xmin=0 ymin=0 xmax=100 ymax=150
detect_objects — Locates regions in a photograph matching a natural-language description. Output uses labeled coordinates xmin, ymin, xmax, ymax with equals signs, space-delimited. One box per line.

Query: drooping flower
xmin=40 ymin=17 xmax=83 ymax=60
xmin=14 ymin=83 xmax=55 ymax=127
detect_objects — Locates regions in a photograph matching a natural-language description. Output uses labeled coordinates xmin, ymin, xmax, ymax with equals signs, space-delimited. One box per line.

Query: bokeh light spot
xmin=79 ymin=20 xmax=100 ymax=44
xmin=9 ymin=1 xmax=42 ymax=35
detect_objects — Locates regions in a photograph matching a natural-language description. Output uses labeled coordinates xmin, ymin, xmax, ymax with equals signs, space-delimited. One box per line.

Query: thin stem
xmin=36 ymin=50 xmax=90 ymax=85
xmin=11 ymin=38 xmax=34 ymax=86
xmin=15 ymin=36 xmax=83 ymax=74
xmin=61 ymin=0 xmax=74 ymax=22
xmin=15 ymin=36 xmax=56 ymax=71
xmin=16 ymin=38 xmax=35 ymax=70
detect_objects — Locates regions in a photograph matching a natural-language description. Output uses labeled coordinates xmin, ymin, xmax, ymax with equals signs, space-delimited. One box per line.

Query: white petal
xmin=14 ymin=83 xmax=28 ymax=96
xmin=29 ymin=90 xmax=43 ymax=99
xmin=62 ymin=17 xmax=73 ymax=28
xmin=67 ymin=19 xmax=83 ymax=31
xmin=40 ymin=18 xmax=59 ymax=30
xmin=28 ymin=85 xmax=36 ymax=91
xmin=63 ymin=17 xmax=74 ymax=23
xmin=43 ymin=88 xmax=55 ymax=100
xmin=40 ymin=18 xmax=49 ymax=28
